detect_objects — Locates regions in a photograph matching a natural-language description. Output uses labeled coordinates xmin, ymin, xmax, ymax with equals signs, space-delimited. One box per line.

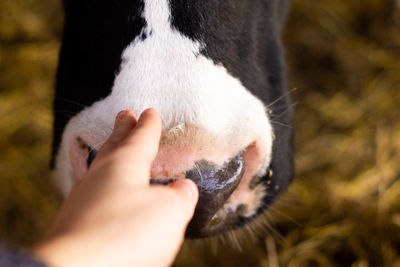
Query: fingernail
xmin=136 ymin=108 xmax=153 ymax=126
xmin=138 ymin=108 xmax=151 ymax=119
xmin=115 ymin=110 xmax=128 ymax=123
xmin=171 ymin=179 xmax=199 ymax=203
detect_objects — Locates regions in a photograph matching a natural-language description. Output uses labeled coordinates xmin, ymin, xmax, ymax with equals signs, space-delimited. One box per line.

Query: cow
xmin=51 ymin=0 xmax=294 ymax=239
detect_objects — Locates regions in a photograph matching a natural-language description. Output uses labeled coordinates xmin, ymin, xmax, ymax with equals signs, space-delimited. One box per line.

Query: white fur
xmin=53 ymin=0 xmax=274 ymax=205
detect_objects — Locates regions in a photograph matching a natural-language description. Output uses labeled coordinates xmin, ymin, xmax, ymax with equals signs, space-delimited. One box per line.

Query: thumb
xmin=168 ymin=179 xmax=199 ymax=220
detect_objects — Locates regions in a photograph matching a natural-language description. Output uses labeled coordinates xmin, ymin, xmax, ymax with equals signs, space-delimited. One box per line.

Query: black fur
xmin=52 ymin=0 xmax=145 ymax=166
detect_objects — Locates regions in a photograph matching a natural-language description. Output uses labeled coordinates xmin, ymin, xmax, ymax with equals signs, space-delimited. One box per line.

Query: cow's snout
xmin=83 ymin=123 xmax=268 ymax=238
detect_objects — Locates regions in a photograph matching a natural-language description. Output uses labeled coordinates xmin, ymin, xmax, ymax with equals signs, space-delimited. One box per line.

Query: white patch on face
xmin=53 ymin=0 xmax=274 ymax=217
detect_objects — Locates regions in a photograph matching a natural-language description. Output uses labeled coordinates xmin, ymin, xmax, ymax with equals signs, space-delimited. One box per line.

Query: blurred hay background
xmin=1 ymin=0 xmax=399 ymax=266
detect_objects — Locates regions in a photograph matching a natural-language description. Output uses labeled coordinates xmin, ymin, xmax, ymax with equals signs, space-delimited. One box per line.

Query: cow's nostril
xmin=185 ymin=151 xmax=245 ymax=194
xmin=185 ymin=151 xmax=245 ymax=238
xmin=86 ymin=147 xmax=98 ymax=168
xmin=149 ymin=178 xmax=176 ymax=185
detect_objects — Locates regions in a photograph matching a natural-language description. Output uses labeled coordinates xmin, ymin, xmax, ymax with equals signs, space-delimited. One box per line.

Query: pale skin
xmin=33 ymin=108 xmax=199 ymax=267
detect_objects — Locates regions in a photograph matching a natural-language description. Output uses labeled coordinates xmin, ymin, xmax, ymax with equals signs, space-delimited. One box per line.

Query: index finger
xmin=116 ymin=108 xmax=162 ymax=181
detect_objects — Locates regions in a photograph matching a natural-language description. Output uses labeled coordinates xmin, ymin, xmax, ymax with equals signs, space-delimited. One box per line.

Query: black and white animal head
xmin=52 ymin=0 xmax=294 ymax=238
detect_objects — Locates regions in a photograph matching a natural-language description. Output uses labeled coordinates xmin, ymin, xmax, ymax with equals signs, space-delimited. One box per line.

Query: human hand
xmin=33 ymin=109 xmax=199 ymax=267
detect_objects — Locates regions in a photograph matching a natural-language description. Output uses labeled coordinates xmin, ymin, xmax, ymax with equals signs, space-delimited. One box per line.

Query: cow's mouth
xmin=151 ymin=151 xmax=246 ymax=238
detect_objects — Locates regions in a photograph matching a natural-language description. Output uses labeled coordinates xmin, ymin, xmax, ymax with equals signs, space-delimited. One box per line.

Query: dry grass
xmin=1 ymin=0 xmax=399 ymax=266
xmin=0 ymin=0 xmax=62 ymax=246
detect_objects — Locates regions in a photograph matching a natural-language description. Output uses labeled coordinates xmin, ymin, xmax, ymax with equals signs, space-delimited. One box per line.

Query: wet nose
xmin=150 ymin=151 xmax=245 ymax=238
xmin=184 ymin=151 xmax=245 ymax=238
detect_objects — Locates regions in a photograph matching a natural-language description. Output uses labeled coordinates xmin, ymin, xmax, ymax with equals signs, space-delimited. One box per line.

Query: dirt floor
xmin=1 ymin=0 xmax=399 ymax=266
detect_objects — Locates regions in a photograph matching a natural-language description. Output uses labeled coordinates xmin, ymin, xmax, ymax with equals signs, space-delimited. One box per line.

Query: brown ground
xmin=1 ymin=0 xmax=399 ymax=266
